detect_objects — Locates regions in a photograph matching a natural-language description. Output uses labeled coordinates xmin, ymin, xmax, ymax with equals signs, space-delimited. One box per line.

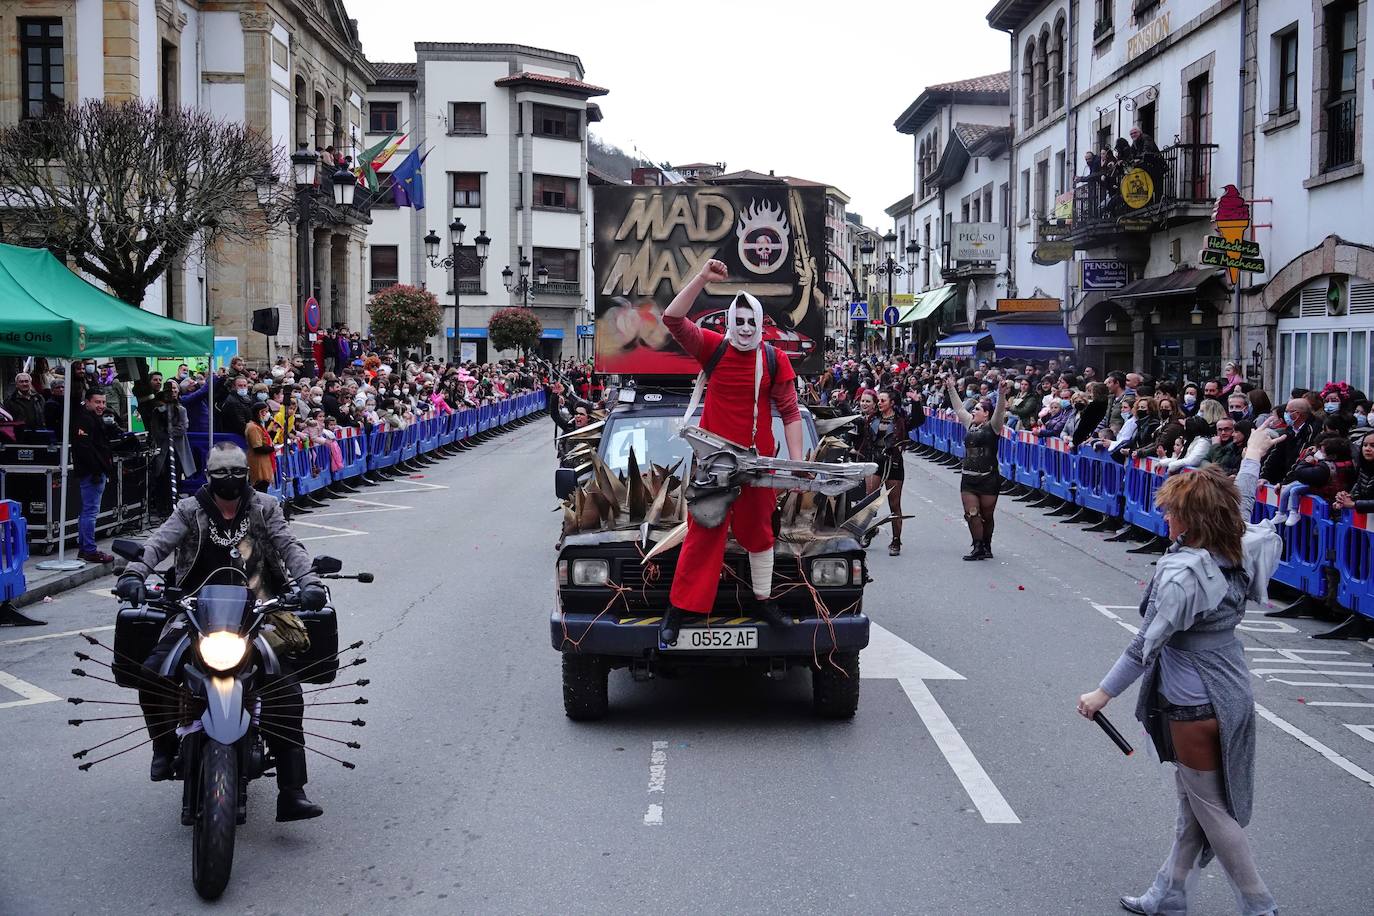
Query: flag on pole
xmin=354 ymin=130 xmax=408 ymax=191
xmin=389 ymin=146 xmax=429 ymax=210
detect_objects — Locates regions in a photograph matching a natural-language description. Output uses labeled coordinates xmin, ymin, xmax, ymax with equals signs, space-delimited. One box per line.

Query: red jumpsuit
xmin=663 ymin=316 xmax=798 ymax=614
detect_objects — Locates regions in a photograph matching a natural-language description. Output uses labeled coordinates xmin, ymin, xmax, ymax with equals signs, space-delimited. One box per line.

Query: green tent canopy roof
xmin=0 ymin=242 xmax=213 ymax=358
xmin=897 ymin=283 xmax=957 ymax=325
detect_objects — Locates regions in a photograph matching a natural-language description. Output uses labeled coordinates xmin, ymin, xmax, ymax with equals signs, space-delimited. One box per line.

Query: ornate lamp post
xmin=425 ymin=218 xmax=490 ymax=362
xmin=502 ymin=256 xmax=549 ymax=308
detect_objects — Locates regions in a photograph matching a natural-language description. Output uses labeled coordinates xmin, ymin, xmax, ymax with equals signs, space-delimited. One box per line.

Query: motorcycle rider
xmin=116 ymin=443 xmax=329 ymax=822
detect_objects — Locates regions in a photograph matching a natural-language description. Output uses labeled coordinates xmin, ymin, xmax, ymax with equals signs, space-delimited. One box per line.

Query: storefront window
xmin=1279 ymin=333 xmax=1292 ymax=394
xmin=1312 ymin=334 xmax=1329 ymax=391
xmin=1351 ymin=331 xmax=1367 ymax=392
xmin=1333 ymin=331 xmax=1348 ymax=385
xmin=1293 ymin=332 xmax=1309 ymax=392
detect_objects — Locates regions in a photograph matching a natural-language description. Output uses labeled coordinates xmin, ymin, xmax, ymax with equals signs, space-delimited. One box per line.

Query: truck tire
xmin=562 ymin=653 xmax=609 ymax=721
xmin=811 ymin=651 xmax=860 ymax=719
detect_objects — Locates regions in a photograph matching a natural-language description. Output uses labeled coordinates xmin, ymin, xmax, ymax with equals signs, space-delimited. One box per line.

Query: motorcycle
xmin=107 ymin=537 xmax=372 ymax=900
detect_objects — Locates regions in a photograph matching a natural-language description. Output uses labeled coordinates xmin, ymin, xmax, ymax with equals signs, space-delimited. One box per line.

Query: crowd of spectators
xmin=805 ymin=352 xmax=1374 ymax=526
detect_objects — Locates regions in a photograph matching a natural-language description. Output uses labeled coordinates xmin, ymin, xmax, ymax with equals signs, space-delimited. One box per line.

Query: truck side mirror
xmin=555 ymin=468 xmax=577 ymax=500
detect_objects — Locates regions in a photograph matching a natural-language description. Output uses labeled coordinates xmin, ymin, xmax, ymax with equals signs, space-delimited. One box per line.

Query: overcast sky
xmin=350 ymin=0 xmax=1010 ymax=228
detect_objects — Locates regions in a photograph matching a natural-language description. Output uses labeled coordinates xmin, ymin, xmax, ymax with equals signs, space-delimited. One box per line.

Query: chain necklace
xmin=207 ymin=515 xmax=250 ymax=549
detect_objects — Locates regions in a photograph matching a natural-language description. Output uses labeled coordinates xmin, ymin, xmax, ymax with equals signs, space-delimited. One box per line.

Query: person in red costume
xmin=659 ymin=258 xmax=804 ymax=646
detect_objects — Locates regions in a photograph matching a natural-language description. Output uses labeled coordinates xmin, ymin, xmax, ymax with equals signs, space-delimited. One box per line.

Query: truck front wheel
xmin=811 ymin=651 xmax=860 ymax=719
xmin=562 ymin=653 xmax=609 ymax=721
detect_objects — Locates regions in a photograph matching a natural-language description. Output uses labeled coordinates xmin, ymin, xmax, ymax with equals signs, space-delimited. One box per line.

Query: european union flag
xmin=389 ymin=147 xmax=426 ymax=210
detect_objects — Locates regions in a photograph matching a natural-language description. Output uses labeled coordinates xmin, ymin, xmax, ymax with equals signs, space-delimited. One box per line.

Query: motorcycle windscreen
xmin=193 ymin=584 xmax=254 ymax=632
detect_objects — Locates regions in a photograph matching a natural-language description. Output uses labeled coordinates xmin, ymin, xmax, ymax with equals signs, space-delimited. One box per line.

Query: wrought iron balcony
xmin=540 ymin=279 xmax=582 ymax=297
xmin=1047 ymin=141 xmax=1219 ymax=248
xmin=369 ymin=278 xmax=397 ymax=294
xmin=1325 ymin=96 xmax=1357 ymax=171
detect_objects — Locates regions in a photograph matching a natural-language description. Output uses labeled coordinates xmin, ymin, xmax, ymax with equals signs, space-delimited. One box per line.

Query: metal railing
xmin=541 ymin=279 xmax=581 ymax=297
xmin=1064 ymin=141 xmax=1218 ymax=235
xmin=1325 ymin=96 xmax=1357 ymax=170
xmin=369 ymin=278 xmax=397 ymax=294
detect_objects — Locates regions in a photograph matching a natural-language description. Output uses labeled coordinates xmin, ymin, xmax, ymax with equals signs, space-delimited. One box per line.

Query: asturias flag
xmin=389 ymin=146 xmax=428 ymax=210
xmin=354 ymin=130 xmax=407 ymax=191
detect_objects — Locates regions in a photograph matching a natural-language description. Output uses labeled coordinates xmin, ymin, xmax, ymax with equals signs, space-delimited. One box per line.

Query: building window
xmin=453 ymin=246 xmax=481 ymax=283
xmin=961 ymin=197 xmax=971 ymax=222
xmin=923 ymin=222 xmax=932 ymax=286
xmin=999 ymin=183 xmax=1010 ymax=229
xmin=332 ymin=104 xmax=343 ymax=150
xmin=983 ymin=185 xmax=994 ymax=225
xmin=450 ymin=102 xmax=483 ymax=134
xmin=1054 ymin=151 xmax=1066 ymax=196
xmin=1035 ymin=159 xmax=1049 ymax=218
xmin=160 ymin=40 xmax=178 ymax=110
xmin=451 ymin=172 xmax=481 ymax=208
xmin=1052 ymin=18 xmax=1066 ymax=110
xmin=534 ymin=173 xmax=578 ymax=209
xmin=1275 ymin=27 xmax=1299 ymax=115
xmin=1137 ymin=99 xmax=1157 ymax=140
xmin=533 ymin=103 xmax=579 ymax=140
xmin=1020 ymin=168 xmax=1031 ymax=219
xmin=19 ymin=18 xmax=64 ymax=119
xmin=369 ymin=101 xmax=398 ymax=134
xmin=1021 ymin=40 xmax=1036 ymax=129
xmin=370 ymin=245 xmax=398 ymax=292
xmin=1037 ymin=29 xmax=1050 ymax=121
xmin=1094 ymin=0 xmax=1114 ymax=38
xmin=534 ymin=247 xmax=579 ymax=281
xmin=1324 ymin=0 xmax=1358 ymax=170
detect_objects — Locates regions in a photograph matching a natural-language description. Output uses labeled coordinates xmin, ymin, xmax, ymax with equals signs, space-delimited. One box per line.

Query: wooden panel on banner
xmin=592 ymin=184 xmax=826 ymax=375
xmin=997 ymin=298 xmax=1060 ymax=313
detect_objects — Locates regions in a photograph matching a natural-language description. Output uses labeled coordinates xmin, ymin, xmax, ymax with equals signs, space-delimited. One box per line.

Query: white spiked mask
xmin=726 ymin=292 xmax=763 ymax=352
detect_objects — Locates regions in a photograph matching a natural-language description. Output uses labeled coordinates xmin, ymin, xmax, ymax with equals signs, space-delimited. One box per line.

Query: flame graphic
xmin=736 ymin=198 xmax=791 ymax=275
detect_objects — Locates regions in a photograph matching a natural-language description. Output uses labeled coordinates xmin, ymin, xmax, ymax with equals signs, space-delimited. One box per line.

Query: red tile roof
xmin=927 ymin=71 xmax=1011 ymax=94
xmin=494 ymin=71 xmax=609 ymax=97
xmin=372 ymin=61 xmax=416 ymax=81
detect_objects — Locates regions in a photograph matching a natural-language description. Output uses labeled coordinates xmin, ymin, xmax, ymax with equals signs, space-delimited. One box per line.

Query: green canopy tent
xmin=0 ymin=242 xmax=214 ymax=569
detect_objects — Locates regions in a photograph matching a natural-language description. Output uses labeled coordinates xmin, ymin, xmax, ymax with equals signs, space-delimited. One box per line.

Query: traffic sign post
xmin=848 ymin=301 xmax=868 ymax=321
xmin=883 ymin=305 xmax=901 ymax=327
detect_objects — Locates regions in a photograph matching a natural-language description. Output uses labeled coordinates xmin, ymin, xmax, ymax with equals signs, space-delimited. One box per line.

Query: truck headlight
xmin=571 ymin=559 xmax=610 ymax=586
xmin=810 ymin=558 xmax=849 ymax=586
xmin=199 ymin=631 xmax=248 ymax=672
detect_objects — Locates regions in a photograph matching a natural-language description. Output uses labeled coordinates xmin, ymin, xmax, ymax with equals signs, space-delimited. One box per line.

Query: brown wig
xmin=1155 ymin=465 xmax=1244 ymax=565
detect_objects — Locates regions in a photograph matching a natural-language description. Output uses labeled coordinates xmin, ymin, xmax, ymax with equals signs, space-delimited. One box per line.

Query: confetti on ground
xmin=1017 ymin=585 xmax=1025 ymax=591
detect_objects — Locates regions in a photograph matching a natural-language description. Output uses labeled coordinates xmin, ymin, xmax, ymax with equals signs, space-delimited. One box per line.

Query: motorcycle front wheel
xmin=191 ymin=738 xmax=238 ymax=900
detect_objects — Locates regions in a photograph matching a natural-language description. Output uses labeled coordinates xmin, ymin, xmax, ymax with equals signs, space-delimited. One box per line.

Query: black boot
xmin=658 ymin=605 xmax=685 ymax=647
xmin=756 ymin=599 xmax=793 ymax=628
xmin=982 ymin=539 xmax=994 ymax=559
xmin=150 ymin=734 xmax=177 ymax=782
xmin=0 ymin=601 xmax=45 ymax=627
xmin=275 ymin=748 xmax=323 ymax=821
xmin=962 ymin=542 xmax=988 ymax=561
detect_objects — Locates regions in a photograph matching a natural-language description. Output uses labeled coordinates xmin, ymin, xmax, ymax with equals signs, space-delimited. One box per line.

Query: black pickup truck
xmin=550 ymin=389 xmax=871 ymax=721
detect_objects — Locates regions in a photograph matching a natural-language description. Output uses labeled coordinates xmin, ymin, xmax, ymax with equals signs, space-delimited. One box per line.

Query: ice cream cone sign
xmin=1213 ymin=185 xmax=1251 ymax=284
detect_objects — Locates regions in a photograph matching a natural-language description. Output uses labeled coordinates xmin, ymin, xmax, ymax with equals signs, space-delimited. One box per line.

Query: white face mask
xmin=725 ymin=292 xmax=764 ymax=352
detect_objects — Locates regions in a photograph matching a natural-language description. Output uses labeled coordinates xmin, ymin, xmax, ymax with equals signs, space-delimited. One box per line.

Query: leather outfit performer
xmin=117 ymin=444 xmax=329 ymax=822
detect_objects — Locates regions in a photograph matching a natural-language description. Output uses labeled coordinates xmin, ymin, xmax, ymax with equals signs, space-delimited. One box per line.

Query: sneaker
xmin=77 ymin=550 xmax=114 ymax=564
xmin=1284 ymin=509 xmax=1300 ymax=527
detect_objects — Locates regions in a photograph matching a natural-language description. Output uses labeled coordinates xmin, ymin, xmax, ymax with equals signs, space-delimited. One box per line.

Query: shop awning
xmin=898 ymin=284 xmax=957 ymax=324
xmin=1104 ymin=268 xmax=1223 ymax=302
xmin=934 ymin=330 xmax=989 ymax=357
xmin=0 ymin=242 xmax=212 ymax=358
xmin=986 ymin=321 xmax=1073 ymax=359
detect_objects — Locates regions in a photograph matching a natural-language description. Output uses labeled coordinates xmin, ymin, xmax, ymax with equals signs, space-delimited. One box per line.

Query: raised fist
xmin=698 ymin=259 xmax=729 ymax=284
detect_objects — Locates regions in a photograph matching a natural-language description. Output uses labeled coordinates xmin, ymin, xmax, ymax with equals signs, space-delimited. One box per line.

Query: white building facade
xmin=991 ymin=0 xmax=1374 ymax=389
xmin=894 ymin=71 xmax=1011 ymax=357
xmin=365 ymin=43 xmax=605 ymax=362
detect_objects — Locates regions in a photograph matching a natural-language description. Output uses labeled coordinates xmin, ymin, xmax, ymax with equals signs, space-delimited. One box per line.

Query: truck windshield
xmin=601 ymin=412 xmax=816 ymax=476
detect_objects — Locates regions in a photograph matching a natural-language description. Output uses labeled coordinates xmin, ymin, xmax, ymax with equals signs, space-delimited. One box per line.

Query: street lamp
xmin=856 ymin=238 xmax=876 ymax=358
xmin=503 ymin=255 xmax=548 ymax=308
xmin=426 ymin=218 xmax=491 ymax=363
xmin=871 ymin=230 xmax=910 ymax=355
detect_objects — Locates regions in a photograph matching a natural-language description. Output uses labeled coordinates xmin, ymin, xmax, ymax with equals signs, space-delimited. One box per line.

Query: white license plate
xmin=663 ymin=626 xmax=759 ymax=651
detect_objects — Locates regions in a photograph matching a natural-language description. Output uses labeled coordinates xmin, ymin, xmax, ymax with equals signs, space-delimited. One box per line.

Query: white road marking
xmin=1090 ymin=603 xmax=1142 ymax=636
xmin=0 ymin=625 xmax=114 ymax=647
xmin=368 ymin=483 xmax=449 ymax=494
xmin=294 ymin=506 xmax=410 ymax=520
xmin=1343 ymin=724 xmax=1374 ymax=745
xmin=644 ymin=740 xmax=667 ymax=827
xmin=1245 ymin=647 xmax=1352 ymax=655
xmin=291 ymin=520 xmax=367 ymax=542
xmin=1253 ymin=668 xmax=1374 ymax=677
xmin=0 ymin=670 xmax=60 ymax=709
xmin=1254 ymin=703 xmax=1374 ymax=789
xmin=1091 ymin=603 xmax=1374 ymax=790
xmin=863 ymin=623 xmax=1020 ymax=825
xmin=1304 ymin=701 xmax=1374 ymax=708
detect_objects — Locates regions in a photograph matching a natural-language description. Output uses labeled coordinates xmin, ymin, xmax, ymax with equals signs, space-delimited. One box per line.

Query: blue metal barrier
xmin=1335 ymin=513 xmax=1374 ymax=620
xmin=1040 ymin=439 xmax=1075 ymax=503
xmin=1013 ymin=431 xmax=1041 ymax=490
xmin=1120 ymin=457 xmax=1169 ymax=537
xmin=1253 ymin=484 xmax=1331 ymax=596
xmin=0 ymin=499 xmax=29 ymax=603
xmin=1073 ymin=446 xmax=1124 ymax=516
xmin=336 ymin=431 xmax=367 ymax=481
xmin=997 ymin=430 xmax=1015 ymax=480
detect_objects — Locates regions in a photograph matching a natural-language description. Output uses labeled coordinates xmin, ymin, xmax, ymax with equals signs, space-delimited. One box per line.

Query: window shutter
xmin=1349 ymin=281 xmax=1374 ymax=315
xmin=1299 ymin=282 xmax=1328 ymax=317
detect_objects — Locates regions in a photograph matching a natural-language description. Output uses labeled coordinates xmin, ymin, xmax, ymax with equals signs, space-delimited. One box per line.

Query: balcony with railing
xmin=541 ymin=279 xmax=582 ymax=297
xmin=1325 ymin=96 xmax=1357 ymax=171
xmin=1043 ymin=141 xmax=1219 ymax=248
xmin=369 ymin=278 xmax=398 ymax=294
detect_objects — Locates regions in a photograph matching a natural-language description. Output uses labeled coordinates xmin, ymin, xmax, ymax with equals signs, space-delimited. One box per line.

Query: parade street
xmin=1 ymin=420 xmax=1371 ymax=916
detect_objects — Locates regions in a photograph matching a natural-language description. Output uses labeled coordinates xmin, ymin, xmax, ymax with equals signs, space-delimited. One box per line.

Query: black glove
xmin=115 ymin=574 xmax=145 ymax=605
xmin=299 ymin=583 xmax=328 ymax=611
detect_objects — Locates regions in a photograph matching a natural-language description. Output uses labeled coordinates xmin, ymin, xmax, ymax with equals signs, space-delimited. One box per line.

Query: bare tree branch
xmin=0 ymin=99 xmax=283 ymax=305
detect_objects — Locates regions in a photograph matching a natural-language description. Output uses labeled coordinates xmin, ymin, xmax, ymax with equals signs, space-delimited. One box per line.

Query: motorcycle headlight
xmin=571 ymin=559 xmax=610 ymax=586
xmin=199 ymin=631 xmax=248 ymax=672
xmin=810 ymin=558 xmax=849 ymax=586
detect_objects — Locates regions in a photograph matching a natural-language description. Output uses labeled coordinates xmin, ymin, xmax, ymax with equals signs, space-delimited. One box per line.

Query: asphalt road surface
xmin=2 ymin=420 xmax=1372 ymax=915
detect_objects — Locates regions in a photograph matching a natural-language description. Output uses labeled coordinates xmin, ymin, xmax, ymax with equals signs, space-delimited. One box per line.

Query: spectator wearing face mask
xmin=218 ymin=375 xmax=255 ymax=437
xmin=1261 ymin=397 xmax=1318 ymax=483
xmin=1180 ymin=383 xmax=1202 ymax=417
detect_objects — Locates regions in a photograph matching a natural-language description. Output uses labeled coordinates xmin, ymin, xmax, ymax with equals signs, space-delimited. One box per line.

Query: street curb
xmin=14 ymin=563 xmax=113 ymax=608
